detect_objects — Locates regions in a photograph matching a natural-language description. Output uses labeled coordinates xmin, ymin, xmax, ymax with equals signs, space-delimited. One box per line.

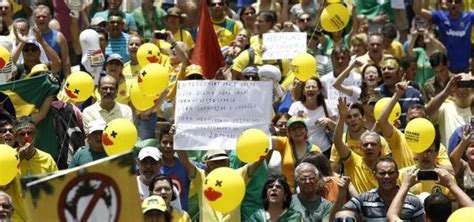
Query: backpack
xmin=51 ymin=103 xmax=86 ymax=169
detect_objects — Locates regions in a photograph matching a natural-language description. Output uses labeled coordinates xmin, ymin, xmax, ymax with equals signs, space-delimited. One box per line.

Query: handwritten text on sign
xmin=262 ymin=32 xmax=307 ymax=60
xmin=174 ymin=80 xmax=273 ymax=150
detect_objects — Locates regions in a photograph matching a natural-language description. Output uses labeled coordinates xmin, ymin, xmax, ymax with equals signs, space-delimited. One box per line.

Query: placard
xmin=174 ymin=80 xmax=273 ymax=150
xmin=262 ymin=32 xmax=307 ymax=60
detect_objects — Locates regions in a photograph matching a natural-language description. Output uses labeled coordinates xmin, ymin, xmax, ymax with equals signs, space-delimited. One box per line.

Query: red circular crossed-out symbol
xmin=57 ymin=172 xmax=121 ymax=222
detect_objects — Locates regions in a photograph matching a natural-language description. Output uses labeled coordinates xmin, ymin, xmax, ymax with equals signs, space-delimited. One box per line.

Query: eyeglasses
xmin=334 ymin=217 xmax=356 ymax=222
xmin=0 ymin=203 xmax=12 ymax=209
xmin=0 ymin=127 xmax=14 ymax=134
xmin=298 ymin=176 xmax=316 ymax=183
xmin=0 ymin=6 xmax=11 ymax=10
xmin=210 ymin=2 xmax=223 ymax=7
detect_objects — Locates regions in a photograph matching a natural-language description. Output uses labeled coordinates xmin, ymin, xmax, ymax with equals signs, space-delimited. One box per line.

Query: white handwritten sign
xmin=174 ymin=80 xmax=273 ymax=150
xmin=262 ymin=32 xmax=307 ymax=60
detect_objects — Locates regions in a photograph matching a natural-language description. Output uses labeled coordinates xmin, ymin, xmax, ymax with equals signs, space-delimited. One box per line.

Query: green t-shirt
xmin=414 ymin=48 xmax=434 ymax=85
xmin=132 ymin=7 xmax=167 ymax=41
xmin=68 ymin=145 xmax=107 ymax=168
xmin=248 ymin=208 xmax=303 ymax=222
xmin=290 ymin=194 xmax=333 ymax=222
xmin=229 ymin=151 xmax=268 ymax=221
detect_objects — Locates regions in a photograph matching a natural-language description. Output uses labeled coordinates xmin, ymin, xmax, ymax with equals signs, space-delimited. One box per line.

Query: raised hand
xmin=337 ymin=97 xmax=349 ymax=119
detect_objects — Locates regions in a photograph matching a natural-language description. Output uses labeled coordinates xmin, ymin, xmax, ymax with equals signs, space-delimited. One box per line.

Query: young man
xmin=68 ymin=120 xmax=107 ymax=168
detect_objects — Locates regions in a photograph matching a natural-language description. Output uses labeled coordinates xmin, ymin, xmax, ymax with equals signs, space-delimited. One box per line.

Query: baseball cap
xmin=106 ymin=53 xmax=123 ymax=65
xmin=90 ymin=17 xmax=107 ymax=26
xmin=142 ymin=196 xmax=167 ymax=214
xmin=286 ymin=116 xmax=307 ymax=128
xmin=185 ymin=64 xmax=203 ymax=78
xmin=138 ymin=146 xmax=162 ymax=161
xmin=87 ymin=120 xmax=106 ymax=134
xmin=24 ymin=37 xmax=40 ymax=49
xmin=26 ymin=63 xmax=49 ymax=78
xmin=165 ymin=7 xmax=186 ymax=20
xmin=204 ymin=150 xmax=229 ymax=162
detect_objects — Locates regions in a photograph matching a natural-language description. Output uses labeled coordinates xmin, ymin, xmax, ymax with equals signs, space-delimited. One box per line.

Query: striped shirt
xmin=105 ymin=32 xmax=130 ymax=62
xmin=343 ymin=188 xmax=424 ymax=222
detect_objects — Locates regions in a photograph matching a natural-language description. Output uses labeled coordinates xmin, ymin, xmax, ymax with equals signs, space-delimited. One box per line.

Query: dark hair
xmin=158 ymin=123 xmax=173 ymax=142
xmin=407 ymin=104 xmax=426 ymax=114
xmin=400 ymin=56 xmax=417 ymax=70
xmin=301 ymin=151 xmax=333 ymax=177
xmin=374 ymin=156 xmax=398 ymax=172
xmin=349 ymin=102 xmax=365 ymax=117
xmin=271 ymin=112 xmax=291 ymax=126
xmin=296 ymin=76 xmax=325 ymax=106
xmin=429 ymin=52 xmax=448 ymax=68
xmin=262 ymin=175 xmax=292 ymax=210
xmin=0 ymin=119 xmax=15 ymax=129
xmin=148 ymin=174 xmax=177 ymax=201
xmin=381 ymin=23 xmax=397 ymax=40
xmin=424 ymin=189 xmax=452 ymax=222
xmin=360 ymin=64 xmax=383 ymax=93
xmin=107 ymin=11 xmax=124 ymax=20
xmin=238 ymin=5 xmax=256 ymax=23
xmin=256 ymin=10 xmax=277 ymax=27
xmin=331 ymin=45 xmax=351 ymax=59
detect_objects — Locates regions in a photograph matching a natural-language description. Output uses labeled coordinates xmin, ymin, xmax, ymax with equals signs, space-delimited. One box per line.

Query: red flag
xmin=191 ymin=0 xmax=225 ymax=79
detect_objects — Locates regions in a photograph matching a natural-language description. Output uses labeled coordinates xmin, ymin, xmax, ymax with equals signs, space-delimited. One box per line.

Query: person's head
xmin=429 ymin=52 xmax=449 ymax=78
xmin=301 ymin=151 xmax=334 ymax=177
xmin=331 ymin=46 xmax=351 ymax=74
xmin=107 ymin=0 xmax=123 ymax=11
xmin=296 ymin=12 xmax=312 ymax=31
xmin=208 ymin=0 xmax=227 ymax=20
xmin=149 ymin=174 xmax=177 ymax=208
xmin=368 ymin=33 xmax=384 ymax=57
xmin=373 ymin=156 xmax=399 ymax=191
xmin=184 ymin=64 xmax=204 ymax=80
xmin=345 ymin=103 xmax=365 ymax=133
xmin=362 ymin=64 xmax=383 ymax=89
xmin=451 ymin=73 xmax=474 ymax=104
xmin=400 ymin=56 xmax=418 ymax=81
xmin=359 ymin=131 xmax=382 ymax=161
xmin=381 ymin=57 xmax=403 ymax=87
xmin=137 ymin=147 xmax=163 ymax=183
xmin=415 ymin=132 xmax=440 ymax=170
xmin=234 ymin=29 xmax=250 ymax=49
xmin=13 ymin=18 xmax=29 ymax=36
xmin=447 ymin=0 xmax=463 ymax=18
xmin=406 ymin=104 xmax=426 ymax=122
xmin=380 ymin=23 xmax=397 ymax=49
xmin=294 ymin=162 xmax=325 ymax=196
xmin=86 ymin=120 xmax=106 ymax=152
xmin=33 ymin=5 xmax=52 ymax=31
xmin=22 ymin=38 xmax=41 ymax=62
xmin=164 ymin=7 xmax=185 ymax=30
xmin=0 ymin=1 xmax=12 ymax=21
xmin=307 ymin=28 xmax=324 ymax=50
xmin=204 ymin=150 xmax=229 ymax=172
xmin=423 ymin=188 xmax=452 ymax=222
xmin=0 ymin=191 xmax=13 ymax=220
xmin=105 ymin=53 xmax=124 ymax=79
xmin=255 ymin=11 xmax=276 ymax=34
xmin=107 ymin=12 xmax=125 ymax=37
xmin=90 ymin=17 xmax=107 ymax=32
xmin=96 ymin=29 xmax=109 ymax=53
xmin=297 ymin=77 xmax=325 ymax=106
xmin=142 ymin=0 xmax=155 ymax=8
xmin=465 ymin=140 xmax=474 ymax=163
xmin=98 ymin=75 xmax=119 ymax=103
xmin=142 ymin=195 xmax=171 ymax=222
xmin=334 ymin=209 xmax=359 ymax=222
xmin=360 ymin=92 xmax=380 ymax=118
xmin=272 ymin=112 xmax=290 ymax=136
xmin=14 ymin=117 xmax=36 ymax=147
xmin=286 ymin=116 xmax=308 ymax=143
xmin=350 ymin=33 xmax=368 ymax=56
xmin=262 ymin=174 xmax=292 ymax=210
xmin=239 ymin=6 xmax=256 ymax=28
xmin=128 ymin=34 xmax=143 ymax=60
xmin=157 ymin=124 xmax=174 ymax=161
xmin=0 ymin=119 xmax=15 ymax=147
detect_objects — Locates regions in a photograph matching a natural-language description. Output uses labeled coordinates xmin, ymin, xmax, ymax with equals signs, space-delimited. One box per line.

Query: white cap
xmin=87 ymin=120 xmax=106 ymax=134
xmin=258 ymin=64 xmax=281 ymax=82
xmin=138 ymin=147 xmax=162 ymax=161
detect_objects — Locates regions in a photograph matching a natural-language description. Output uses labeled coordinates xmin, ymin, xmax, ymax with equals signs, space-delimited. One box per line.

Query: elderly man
xmin=136 ymin=146 xmax=163 ymax=200
xmin=291 ymin=162 xmax=332 ymax=221
xmin=15 ymin=117 xmax=58 ymax=176
xmin=353 ymin=33 xmax=392 ymax=74
xmin=0 ymin=191 xmax=13 ymax=221
xmin=68 ymin=120 xmax=107 ymax=168
xmin=82 ymin=75 xmax=133 ymax=134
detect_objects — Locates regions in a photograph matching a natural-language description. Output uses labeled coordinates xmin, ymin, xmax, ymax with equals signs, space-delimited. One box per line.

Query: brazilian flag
xmin=0 ymin=74 xmax=60 ymax=159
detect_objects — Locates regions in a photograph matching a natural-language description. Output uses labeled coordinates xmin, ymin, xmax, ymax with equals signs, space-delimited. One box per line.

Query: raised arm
xmin=436 ymin=168 xmax=474 ymax=208
xmin=425 ymin=75 xmax=461 ymax=119
xmin=449 ymin=126 xmax=471 ymax=174
xmin=332 ymin=58 xmax=362 ymax=96
xmin=407 ymin=30 xmax=420 ymax=56
xmin=176 ymin=150 xmax=197 ymax=178
xmin=413 ymin=0 xmax=432 ymax=20
xmin=377 ymin=81 xmax=407 ymax=138
xmin=334 ymin=97 xmax=351 ymax=160
xmin=387 ymin=169 xmax=419 ymax=222
xmin=33 ymin=27 xmax=62 ymax=73
xmin=329 ymin=176 xmax=351 ymax=222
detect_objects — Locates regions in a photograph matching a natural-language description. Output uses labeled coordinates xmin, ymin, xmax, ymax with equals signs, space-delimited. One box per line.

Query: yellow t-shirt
xmin=171 ymin=209 xmax=192 ymax=222
xmin=399 ymin=166 xmax=453 ymax=198
xmin=122 ymin=62 xmax=142 ymax=82
xmin=5 ymin=177 xmax=27 ymax=222
xmin=212 ymin=18 xmax=243 ymax=47
xmin=232 ymin=49 xmax=291 ymax=78
xmin=385 ymin=126 xmax=417 ymax=169
xmin=19 ymin=149 xmax=58 ymax=176
xmin=192 ymin=166 xmax=249 ymax=222
xmin=330 ymin=132 xmax=391 ymax=164
xmin=172 ymin=29 xmax=195 ymax=50
xmin=384 ymin=41 xmax=405 ymax=59
xmin=343 ymin=152 xmax=378 ymax=193
xmin=273 ymin=136 xmax=322 ymax=191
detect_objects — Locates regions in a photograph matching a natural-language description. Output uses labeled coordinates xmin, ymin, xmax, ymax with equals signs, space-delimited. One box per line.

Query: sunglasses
xmin=299 ymin=18 xmax=310 ymax=22
xmin=0 ymin=203 xmax=12 ymax=209
xmin=210 ymin=2 xmax=223 ymax=7
xmin=334 ymin=217 xmax=356 ymax=222
xmin=0 ymin=127 xmax=14 ymax=134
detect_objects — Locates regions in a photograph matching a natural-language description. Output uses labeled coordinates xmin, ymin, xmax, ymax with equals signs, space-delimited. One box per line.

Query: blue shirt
xmin=161 ymin=157 xmax=191 ymax=211
xmin=105 ymin=32 xmax=130 ymax=62
xmin=432 ymin=11 xmax=474 ymax=73
xmin=379 ymin=85 xmax=424 ymax=129
xmin=447 ymin=124 xmax=468 ymax=155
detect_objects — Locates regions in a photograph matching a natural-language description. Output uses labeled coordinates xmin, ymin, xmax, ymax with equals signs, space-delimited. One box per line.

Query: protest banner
xmin=262 ymin=32 xmax=307 ymax=60
xmin=174 ymin=80 xmax=273 ymax=150
xmin=21 ymin=152 xmax=142 ymax=222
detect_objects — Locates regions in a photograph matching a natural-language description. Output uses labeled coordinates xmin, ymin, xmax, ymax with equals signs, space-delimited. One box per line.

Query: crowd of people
xmin=0 ymin=0 xmax=474 ymax=221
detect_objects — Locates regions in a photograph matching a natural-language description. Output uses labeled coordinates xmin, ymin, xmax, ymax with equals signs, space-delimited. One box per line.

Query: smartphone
xmin=457 ymin=80 xmax=474 ymax=88
xmin=417 ymin=170 xmax=438 ymax=181
xmin=154 ymin=31 xmax=168 ymax=40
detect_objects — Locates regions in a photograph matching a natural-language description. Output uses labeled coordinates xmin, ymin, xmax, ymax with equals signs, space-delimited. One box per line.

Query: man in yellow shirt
xmin=0 ymin=178 xmax=27 ymax=222
xmin=208 ymin=0 xmax=243 ymax=47
xmin=163 ymin=7 xmax=195 ymax=52
xmin=353 ymin=33 xmax=394 ymax=74
xmin=381 ymin=23 xmax=405 ymax=59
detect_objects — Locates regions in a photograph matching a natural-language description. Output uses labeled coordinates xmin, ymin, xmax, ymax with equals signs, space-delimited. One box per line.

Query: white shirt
xmin=320 ymin=71 xmax=362 ymax=114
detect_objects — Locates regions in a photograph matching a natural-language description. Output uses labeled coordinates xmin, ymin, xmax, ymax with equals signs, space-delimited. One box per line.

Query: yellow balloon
xmin=373 ymin=97 xmax=401 ymax=124
xmin=405 ymin=118 xmax=435 ymax=153
xmin=0 ymin=45 xmax=10 ymax=70
xmin=130 ymin=81 xmax=156 ymax=111
xmin=102 ymin=118 xmax=138 ymax=156
xmin=236 ymin=129 xmax=269 ymax=163
xmin=448 ymin=207 xmax=474 ymax=222
xmin=291 ymin=52 xmax=317 ymax=81
xmin=137 ymin=43 xmax=161 ymax=67
xmin=203 ymin=167 xmax=245 ymax=213
xmin=137 ymin=63 xmax=170 ymax=96
xmin=0 ymin=145 xmax=19 ymax=185
xmin=321 ymin=3 xmax=350 ymax=32
xmin=63 ymin=71 xmax=94 ymax=102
